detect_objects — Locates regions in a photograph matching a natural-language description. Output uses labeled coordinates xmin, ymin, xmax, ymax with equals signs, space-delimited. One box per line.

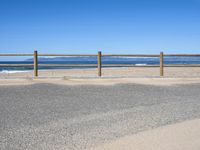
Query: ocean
xmin=0 ymin=56 xmax=200 ymax=73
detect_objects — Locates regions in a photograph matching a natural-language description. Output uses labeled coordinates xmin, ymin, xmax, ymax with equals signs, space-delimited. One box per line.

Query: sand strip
xmin=94 ymin=119 xmax=200 ymax=150
xmin=1 ymin=77 xmax=200 ymax=86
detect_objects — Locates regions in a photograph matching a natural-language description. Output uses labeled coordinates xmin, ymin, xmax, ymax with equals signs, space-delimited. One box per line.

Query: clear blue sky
xmin=0 ymin=0 xmax=200 ymax=55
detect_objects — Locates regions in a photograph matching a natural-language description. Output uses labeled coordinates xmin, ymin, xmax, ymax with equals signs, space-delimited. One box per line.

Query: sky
xmin=0 ymin=0 xmax=200 ymax=59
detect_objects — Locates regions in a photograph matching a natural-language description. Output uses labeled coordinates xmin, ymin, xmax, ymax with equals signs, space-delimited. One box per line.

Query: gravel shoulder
xmin=1 ymin=83 xmax=200 ymax=149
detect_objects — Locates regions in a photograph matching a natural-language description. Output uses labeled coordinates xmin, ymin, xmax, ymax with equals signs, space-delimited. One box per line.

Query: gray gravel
xmin=1 ymin=83 xmax=200 ymax=150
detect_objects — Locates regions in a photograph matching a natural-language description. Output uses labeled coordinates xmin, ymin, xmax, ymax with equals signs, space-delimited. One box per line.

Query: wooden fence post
xmin=98 ymin=51 xmax=102 ymax=77
xmin=34 ymin=50 xmax=38 ymax=77
xmin=160 ymin=51 xmax=164 ymax=76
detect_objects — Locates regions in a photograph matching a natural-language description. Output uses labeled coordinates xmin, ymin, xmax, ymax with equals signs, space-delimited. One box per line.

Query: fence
xmin=0 ymin=51 xmax=200 ymax=77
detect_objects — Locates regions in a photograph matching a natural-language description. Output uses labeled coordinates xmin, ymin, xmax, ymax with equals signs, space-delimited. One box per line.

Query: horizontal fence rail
xmin=0 ymin=51 xmax=200 ymax=77
xmin=0 ymin=64 xmax=33 ymax=67
xmin=102 ymin=54 xmax=160 ymax=57
xmin=164 ymin=54 xmax=200 ymax=57
xmin=38 ymin=54 xmax=98 ymax=56
xmin=38 ymin=64 xmax=98 ymax=67
xmin=0 ymin=54 xmax=33 ymax=56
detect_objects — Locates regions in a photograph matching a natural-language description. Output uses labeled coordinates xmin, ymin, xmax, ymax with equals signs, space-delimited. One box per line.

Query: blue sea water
xmin=0 ymin=56 xmax=200 ymax=72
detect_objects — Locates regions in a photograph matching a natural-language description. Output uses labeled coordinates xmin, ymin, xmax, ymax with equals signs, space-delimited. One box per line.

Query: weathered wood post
xmin=34 ymin=50 xmax=38 ymax=77
xmin=98 ymin=51 xmax=102 ymax=77
xmin=160 ymin=51 xmax=164 ymax=76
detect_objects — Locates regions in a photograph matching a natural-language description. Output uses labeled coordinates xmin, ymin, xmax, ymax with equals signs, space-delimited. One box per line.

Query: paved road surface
xmin=1 ymin=83 xmax=200 ymax=150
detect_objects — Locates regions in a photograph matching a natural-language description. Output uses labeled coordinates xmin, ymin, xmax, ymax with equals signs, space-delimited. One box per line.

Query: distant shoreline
xmin=1 ymin=55 xmax=200 ymax=72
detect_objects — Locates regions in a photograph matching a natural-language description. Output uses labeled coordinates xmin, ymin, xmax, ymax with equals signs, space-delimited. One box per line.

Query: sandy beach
xmin=1 ymin=67 xmax=200 ymax=78
xmin=94 ymin=119 xmax=200 ymax=150
xmin=1 ymin=77 xmax=200 ymax=87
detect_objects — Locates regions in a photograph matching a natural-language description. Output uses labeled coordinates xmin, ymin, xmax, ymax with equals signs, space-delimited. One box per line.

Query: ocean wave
xmin=0 ymin=70 xmax=30 ymax=74
xmin=135 ymin=64 xmax=147 ymax=66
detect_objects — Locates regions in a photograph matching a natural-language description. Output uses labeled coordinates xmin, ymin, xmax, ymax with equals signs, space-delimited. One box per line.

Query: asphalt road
xmin=1 ymin=83 xmax=200 ymax=150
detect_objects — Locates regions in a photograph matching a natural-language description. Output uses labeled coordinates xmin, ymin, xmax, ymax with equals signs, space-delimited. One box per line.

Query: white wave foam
xmin=135 ymin=64 xmax=147 ymax=66
xmin=0 ymin=70 xmax=30 ymax=74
